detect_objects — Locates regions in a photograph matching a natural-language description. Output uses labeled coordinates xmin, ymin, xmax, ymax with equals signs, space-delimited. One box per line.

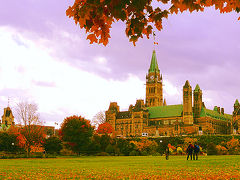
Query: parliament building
xmin=106 ymin=50 xmax=240 ymax=137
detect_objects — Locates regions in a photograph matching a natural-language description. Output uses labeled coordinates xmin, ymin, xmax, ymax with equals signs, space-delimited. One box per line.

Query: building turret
xmin=234 ymin=99 xmax=240 ymax=111
xmin=1 ymin=107 xmax=14 ymax=126
xmin=133 ymin=99 xmax=145 ymax=111
xmin=183 ymin=80 xmax=193 ymax=124
xmin=193 ymin=84 xmax=202 ymax=118
xmin=163 ymin=98 xmax=167 ymax=106
xmin=105 ymin=102 xmax=120 ymax=131
xmin=233 ymin=99 xmax=240 ymax=134
xmin=146 ymin=50 xmax=163 ymax=107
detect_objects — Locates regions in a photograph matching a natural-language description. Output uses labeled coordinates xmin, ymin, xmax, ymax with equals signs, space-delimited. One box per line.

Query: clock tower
xmin=146 ymin=50 xmax=163 ymax=107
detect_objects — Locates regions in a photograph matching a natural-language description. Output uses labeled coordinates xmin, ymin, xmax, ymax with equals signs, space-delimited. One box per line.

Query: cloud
xmin=1 ymin=0 xmax=240 ymax=123
xmin=32 ymin=81 xmax=56 ymax=88
xmin=0 ymin=27 xmax=149 ymax=126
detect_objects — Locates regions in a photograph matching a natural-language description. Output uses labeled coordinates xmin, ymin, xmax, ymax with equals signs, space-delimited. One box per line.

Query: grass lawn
xmin=0 ymin=155 xmax=240 ymax=179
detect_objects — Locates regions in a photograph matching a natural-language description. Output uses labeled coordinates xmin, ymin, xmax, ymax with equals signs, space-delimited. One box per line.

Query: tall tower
xmin=183 ymin=80 xmax=193 ymax=124
xmin=105 ymin=102 xmax=119 ymax=132
xmin=1 ymin=106 xmax=14 ymax=126
xmin=233 ymin=99 xmax=240 ymax=134
xmin=146 ymin=50 xmax=163 ymax=107
xmin=193 ymin=84 xmax=202 ymax=118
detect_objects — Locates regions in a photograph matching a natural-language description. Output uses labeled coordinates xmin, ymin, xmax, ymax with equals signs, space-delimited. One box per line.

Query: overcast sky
xmin=0 ymin=1 xmax=240 ymax=128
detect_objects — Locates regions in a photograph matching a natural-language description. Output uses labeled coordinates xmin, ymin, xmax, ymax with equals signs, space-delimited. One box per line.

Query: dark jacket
xmin=187 ymin=144 xmax=194 ymax=154
xmin=194 ymin=145 xmax=200 ymax=153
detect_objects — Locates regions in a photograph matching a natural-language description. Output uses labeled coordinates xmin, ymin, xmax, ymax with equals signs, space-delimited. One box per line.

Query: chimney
xmin=221 ymin=108 xmax=224 ymax=115
xmin=217 ymin=107 xmax=220 ymax=114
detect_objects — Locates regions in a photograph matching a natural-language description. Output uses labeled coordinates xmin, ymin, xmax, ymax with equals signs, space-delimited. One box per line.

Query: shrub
xmin=152 ymin=152 xmax=161 ymax=156
xmin=44 ymin=136 xmax=62 ymax=154
xmin=140 ymin=151 xmax=148 ymax=156
xmin=227 ymin=137 xmax=240 ymax=155
xmin=96 ymin=152 xmax=110 ymax=156
xmin=207 ymin=143 xmax=217 ymax=155
xmin=60 ymin=148 xmax=76 ymax=156
xmin=116 ymin=138 xmax=135 ymax=156
xmin=216 ymin=145 xmax=228 ymax=155
xmin=105 ymin=144 xmax=115 ymax=155
xmin=129 ymin=150 xmax=139 ymax=156
xmin=30 ymin=152 xmax=44 ymax=158
xmin=0 ymin=132 xmax=19 ymax=153
xmin=130 ymin=139 xmax=158 ymax=154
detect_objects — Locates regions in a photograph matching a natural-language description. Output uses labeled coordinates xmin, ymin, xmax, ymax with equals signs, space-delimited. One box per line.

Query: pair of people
xmin=187 ymin=142 xmax=200 ymax=160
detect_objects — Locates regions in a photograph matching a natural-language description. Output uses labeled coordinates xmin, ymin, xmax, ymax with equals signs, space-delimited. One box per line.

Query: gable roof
xmin=200 ymin=107 xmax=232 ymax=121
xmin=147 ymin=104 xmax=183 ymax=119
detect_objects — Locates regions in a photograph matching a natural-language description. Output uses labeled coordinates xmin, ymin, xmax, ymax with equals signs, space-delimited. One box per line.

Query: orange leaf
xmin=87 ymin=34 xmax=98 ymax=44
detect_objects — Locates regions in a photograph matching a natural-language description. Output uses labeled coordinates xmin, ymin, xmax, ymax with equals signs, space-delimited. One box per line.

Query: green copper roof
xmin=213 ymin=106 xmax=218 ymax=112
xmin=0 ymin=124 xmax=11 ymax=131
xmin=200 ymin=107 xmax=231 ymax=121
xmin=148 ymin=50 xmax=160 ymax=73
xmin=234 ymin=99 xmax=239 ymax=106
xmin=194 ymin=84 xmax=200 ymax=92
xmin=147 ymin=104 xmax=183 ymax=119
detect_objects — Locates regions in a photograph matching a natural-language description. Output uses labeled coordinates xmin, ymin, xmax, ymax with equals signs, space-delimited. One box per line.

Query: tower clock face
xmin=150 ymin=75 xmax=154 ymax=80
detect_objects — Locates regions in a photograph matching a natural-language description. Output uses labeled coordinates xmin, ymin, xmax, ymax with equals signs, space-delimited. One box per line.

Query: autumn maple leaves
xmin=66 ymin=0 xmax=240 ymax=46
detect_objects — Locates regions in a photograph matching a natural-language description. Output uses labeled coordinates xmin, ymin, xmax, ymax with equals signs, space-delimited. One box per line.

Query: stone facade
xmin=1 ymin=106 xmax=14 ymax=126
xmin=106 ymin=50 xmax=236 ymax=137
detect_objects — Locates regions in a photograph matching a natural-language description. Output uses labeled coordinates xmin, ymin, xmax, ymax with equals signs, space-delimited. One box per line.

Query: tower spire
xmin=148 ymin=50 xmax=160 ymax=73
xmin=234 ymin=99 xmax=239 ymax=106
xmin=194 ymin=84 xmax=201 ymax=92
xmin=163 ymin=98 xmax=167 ymax=106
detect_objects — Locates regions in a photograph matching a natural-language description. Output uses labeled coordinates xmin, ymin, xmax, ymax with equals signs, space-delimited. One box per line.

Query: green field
xmin=0 ymin=155 xmax=240 ymax=179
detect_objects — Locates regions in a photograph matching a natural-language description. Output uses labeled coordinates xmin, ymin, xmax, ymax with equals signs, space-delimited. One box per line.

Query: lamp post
xmin=11 ymin=142 xmax=14 ymax=152
xmin=54 ymin=122 xmax=58 ymax=136
xmin=159 ymin=140 xmax=163 ymax=155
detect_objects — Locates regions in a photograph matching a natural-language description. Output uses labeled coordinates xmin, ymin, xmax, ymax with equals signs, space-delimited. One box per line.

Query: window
xmin=164 ymin=120 xmax=168 ymax=125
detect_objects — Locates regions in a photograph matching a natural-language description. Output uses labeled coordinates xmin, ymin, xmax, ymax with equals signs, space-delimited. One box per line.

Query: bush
xmin=30 ymin=152 xmax=44 ymax=158
xmin=129 ymin=150 xmax=139 ymax=156
xmin=116 ymin=138 xmax=135 ymax=156
xmin=216 ymin=145 xmax=228 ymax=155
xmin=207 ymin=143 xmax=217 ymax=155
xmin=105 ymin=144 xmax=115 ymax=155
xmin=60 ymin=148 xmax=76 ymax=156
xmin=45 ymin=154 xmax=57 ymax=158
xmin=96 ymin=152 xmax=110 ymax=156
xmin=152 ymin=152 xmax=161 ymax=156
xmin=0 ymin=132 xmax=19 ymax=153
xmin=140 ymin=151 xmax=148 ymax=156
xmin=44 ymin=136 xmax=62 ymax=154
xmin=227 ymin=137 xmax=240 ymax=155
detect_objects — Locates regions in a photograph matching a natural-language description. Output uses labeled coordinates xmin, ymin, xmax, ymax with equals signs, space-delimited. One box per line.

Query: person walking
xmin=186 ymin=142 xmax=194 ymax=160
xmin=165 ymin=146 xmax=170 ymax=160
xmin=193 ymin=143 xmax=200 ymax=160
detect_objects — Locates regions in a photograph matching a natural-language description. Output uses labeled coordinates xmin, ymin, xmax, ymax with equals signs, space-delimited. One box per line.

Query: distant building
xmin=106 ymin=50 xmax=235 ymax=137
xmin=1 ymin=106 xmax=15 ymax=126
xmin=0 ymin=106 xmax=14 ymax=131
xmin=0 ymin=106 xmax=55 ymax=136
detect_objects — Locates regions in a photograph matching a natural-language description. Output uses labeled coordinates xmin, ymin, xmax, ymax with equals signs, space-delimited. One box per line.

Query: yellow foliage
xmin=30 ymin=144 xmax=44 ymax=153
xmin=130 ymin=138 xmax=158 ymax=152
